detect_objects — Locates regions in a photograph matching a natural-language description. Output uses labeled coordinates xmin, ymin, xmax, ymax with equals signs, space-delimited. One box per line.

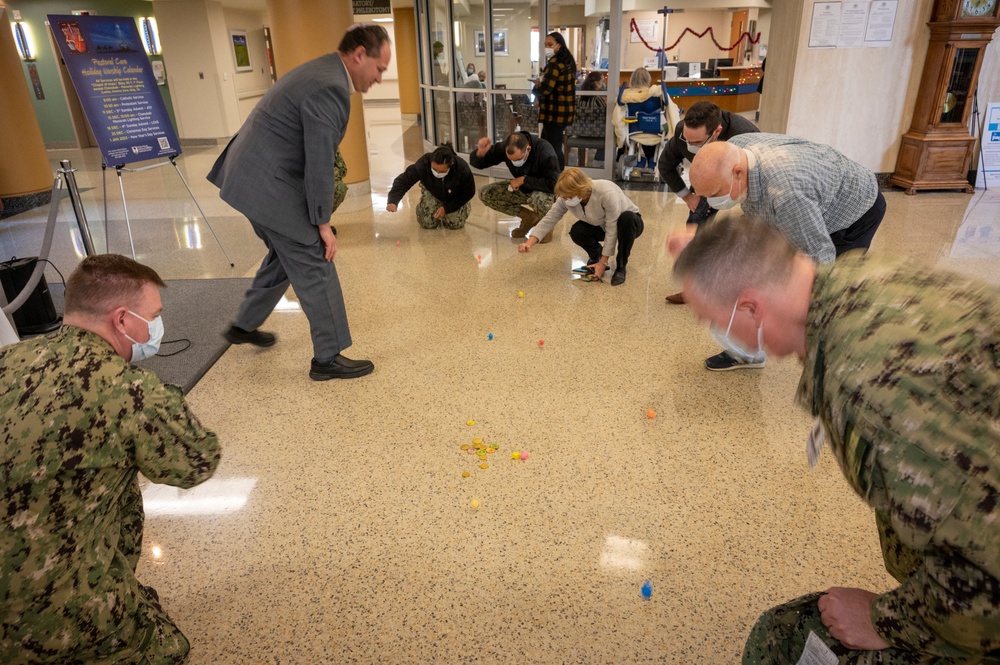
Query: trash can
xmin=0 ymin=257 xmax=62 ymax=335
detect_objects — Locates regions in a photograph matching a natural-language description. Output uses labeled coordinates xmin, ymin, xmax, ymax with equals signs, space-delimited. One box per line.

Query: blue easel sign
xmin=48 ymin=14 xmax=180 ymax=167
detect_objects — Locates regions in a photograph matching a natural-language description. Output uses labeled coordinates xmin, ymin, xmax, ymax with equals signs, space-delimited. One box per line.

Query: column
xmin=266 ymin=0 xmax=370 ymax=184
xmin=393 ymin=6 xmax=420 ymax=116
xmin=0 ymin=6 xmax=53 ymax=218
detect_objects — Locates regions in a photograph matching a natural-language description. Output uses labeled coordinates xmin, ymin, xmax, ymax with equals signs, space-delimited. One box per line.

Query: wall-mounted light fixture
xmin=12 ymin=21 xmax=34 ymax=61
xmin=140 ymin=17 xmax=160 ymax=55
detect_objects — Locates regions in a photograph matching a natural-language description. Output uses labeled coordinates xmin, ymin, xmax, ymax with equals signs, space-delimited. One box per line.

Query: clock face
xmin=962 ymin=0 xmax=998 ymax=17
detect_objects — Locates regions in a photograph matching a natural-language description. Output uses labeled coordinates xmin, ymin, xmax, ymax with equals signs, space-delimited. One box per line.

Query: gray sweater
xmin=528 ymin=180 xmax=639 ymax=257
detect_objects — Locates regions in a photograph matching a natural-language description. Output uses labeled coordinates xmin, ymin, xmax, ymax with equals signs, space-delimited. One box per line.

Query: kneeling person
xmin=0 ymin=254 xmax=220 ymax=663
xmin=470 ymin=131 xmax=560 ymax=241
xmin=386 ymin=145 xmax=476 ymax=229
xmin=517 ymin=168 xmax=643 ymax=286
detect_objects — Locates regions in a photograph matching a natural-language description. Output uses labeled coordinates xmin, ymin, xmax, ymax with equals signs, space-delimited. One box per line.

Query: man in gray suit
xmin=208 ymin=24 xmax=391 ymax=380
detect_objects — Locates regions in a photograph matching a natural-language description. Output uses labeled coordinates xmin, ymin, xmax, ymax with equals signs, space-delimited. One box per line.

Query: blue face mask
xmin=125 ymin=310 xmax=164 ymax=362
xmin=510 ymin=148 xmax=529 ymax=167
xmin=709 ymin=299 xmax=764 ymax=363
xmin=431 ymin=168 xmax=449 ymax=179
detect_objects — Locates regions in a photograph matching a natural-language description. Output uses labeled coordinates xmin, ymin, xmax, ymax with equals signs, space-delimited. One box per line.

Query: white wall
xmin=223 ymin=7 xmax=272 ymax=121
xmin=769 ymin=0 xmax=934 ymax=173
xmin=155 ymin=0 xmax=231 ymax=139
xmin=754 ymin=8 xmax=771 ymax=62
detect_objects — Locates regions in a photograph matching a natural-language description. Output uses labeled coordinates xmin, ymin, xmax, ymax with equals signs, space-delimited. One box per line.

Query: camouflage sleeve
xmin=129 ymin=374 xmax=221 ymax=489
xmin=871 ymin=490 xmax=1000 ymax=657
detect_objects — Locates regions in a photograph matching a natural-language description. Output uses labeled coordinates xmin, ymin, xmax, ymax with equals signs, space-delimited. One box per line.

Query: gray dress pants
xmin=234 ymin=219 xmax=352 ymax=362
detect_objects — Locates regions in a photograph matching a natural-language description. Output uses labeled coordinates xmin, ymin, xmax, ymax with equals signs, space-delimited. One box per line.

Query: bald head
xmin=690 ymin=141 xmax=744 ymax=197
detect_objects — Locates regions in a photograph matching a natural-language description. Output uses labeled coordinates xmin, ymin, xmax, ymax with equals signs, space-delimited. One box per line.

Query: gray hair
xmin=673 ymin=217 xmax=798 ymax=307
xmin=629 ymin=67 xmax=651 ymax=88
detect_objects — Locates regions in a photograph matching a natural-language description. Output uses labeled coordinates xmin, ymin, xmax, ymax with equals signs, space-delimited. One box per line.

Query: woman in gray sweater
xmin=517 ymin=168 xmax=644 ymax=286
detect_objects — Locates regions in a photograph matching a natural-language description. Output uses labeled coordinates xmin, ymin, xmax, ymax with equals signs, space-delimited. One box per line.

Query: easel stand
xmin=102 ymin=155 xmax=234 ymax=266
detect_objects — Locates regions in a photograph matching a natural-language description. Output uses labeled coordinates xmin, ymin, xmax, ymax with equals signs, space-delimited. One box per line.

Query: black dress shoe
xmin=309 ymin=354 xmax=375 ymax=381
xmin=611 ymin=267 xmax=627 ymax=286
xmin=224 ymin=325 xmax=276 ymax=347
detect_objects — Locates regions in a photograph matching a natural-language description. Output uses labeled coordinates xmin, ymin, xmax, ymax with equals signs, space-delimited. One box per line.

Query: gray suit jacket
xmin=208 ymin=52 xmax=350 ymax=245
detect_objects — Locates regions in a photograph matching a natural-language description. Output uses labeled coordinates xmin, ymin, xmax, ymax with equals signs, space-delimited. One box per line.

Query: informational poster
xmin=837 ymin=1 xmax=869 ymax=48
xmin=864 ymin=0 xmax=897 ymax=47
xmin=632 ymin=19 xmax=658 ymax=43
xmin=977 ymin=102 xmax=1000 ymax=190
xmin=48 ymin=14 xmax=180 ymax=167
xmin=809 ymin=2 xmax=841 ymax=49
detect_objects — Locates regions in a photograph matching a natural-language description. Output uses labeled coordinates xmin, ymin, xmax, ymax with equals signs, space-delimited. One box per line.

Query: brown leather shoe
xmin=665 ymin=292 xmax=686 ymax=304
xmin=538 ymin=231 xmax=553 ymax=244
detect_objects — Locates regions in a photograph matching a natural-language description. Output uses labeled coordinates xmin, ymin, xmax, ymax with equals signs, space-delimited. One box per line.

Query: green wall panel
xmin=6 ymin=0 xmax=178 ymax=147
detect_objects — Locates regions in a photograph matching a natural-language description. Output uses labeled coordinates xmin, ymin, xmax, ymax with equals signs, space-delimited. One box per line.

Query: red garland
xmin=629 ymin=18 xmax=761 ymax=53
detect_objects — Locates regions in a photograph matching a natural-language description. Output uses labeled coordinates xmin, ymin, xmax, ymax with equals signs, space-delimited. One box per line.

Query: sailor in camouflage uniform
xmin=469 ymin=131 xmax=560 ymax=242
xmin=1 ymin=255 xmax=221 ymax=664
xmin=671 ymin=217 xmax=1000 ymax=664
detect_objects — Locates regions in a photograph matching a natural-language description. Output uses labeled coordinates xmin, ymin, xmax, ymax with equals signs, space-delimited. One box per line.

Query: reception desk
xmin=615 ymin=65 xmax=762 ymax=114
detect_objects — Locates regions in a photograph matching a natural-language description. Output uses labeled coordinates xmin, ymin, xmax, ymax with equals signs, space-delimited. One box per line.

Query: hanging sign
xmin=48 ymin=14 xmax=180 ymax=166
xmin=352 ymin=0 xmax=391 ymax=15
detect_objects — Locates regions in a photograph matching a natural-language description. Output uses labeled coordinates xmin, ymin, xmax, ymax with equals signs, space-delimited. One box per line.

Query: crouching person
xmin=0 ymin=254 xmax=221 ymax=664
xmin=518 ymin=167 xmax=643 ymax=286
xmin=386 ymin=145 xmax=476 ymax=229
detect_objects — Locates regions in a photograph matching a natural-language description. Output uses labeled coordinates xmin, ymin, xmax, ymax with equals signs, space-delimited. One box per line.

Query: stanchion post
xmin=59 ymin=160 xmax=98 ymax=256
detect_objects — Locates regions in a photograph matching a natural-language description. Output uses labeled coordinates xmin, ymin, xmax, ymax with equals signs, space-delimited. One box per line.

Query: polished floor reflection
xmin=3 ymin=106 xmax=999 ymax=663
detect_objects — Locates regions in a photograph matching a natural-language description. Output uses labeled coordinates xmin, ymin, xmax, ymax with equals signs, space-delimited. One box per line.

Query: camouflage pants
xmin=478 ymin=181 xmax=555 ymax=218
xmin=3 ymin=482 xmax=189 ymax=664
xmin=743 ymin=593 xmax=984 ymax=665
xmin=416 ymin=185 xmax=471 ymax=229
xmin=333 ymin=150 xmax=348 ymax=213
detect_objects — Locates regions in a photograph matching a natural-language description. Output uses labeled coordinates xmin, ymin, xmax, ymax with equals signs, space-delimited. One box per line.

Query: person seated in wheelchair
xmin=612 ymin=67 xmax=680 ymax=171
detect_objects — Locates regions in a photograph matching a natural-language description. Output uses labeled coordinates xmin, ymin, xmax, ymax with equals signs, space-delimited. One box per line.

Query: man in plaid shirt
xmin=687 ymin=133 xmax=886 ymax=371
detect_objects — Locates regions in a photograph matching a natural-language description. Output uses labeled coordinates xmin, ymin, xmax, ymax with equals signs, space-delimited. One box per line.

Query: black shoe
xmin=224 ymin=325 xmax=276 ymax=347
xmin=686 ymin=197 xmax=716 ymax=225
xmin=610 ymin=267 xmax=627 ymax=286
xmin=704 ymin=351 xmax=765 ymax=372
xmin=309 ymin=354 xmax=375 ymax=381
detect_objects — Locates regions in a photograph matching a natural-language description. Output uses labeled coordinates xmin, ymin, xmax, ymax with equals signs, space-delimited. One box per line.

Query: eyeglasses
xmin=680 ymin=133 xmax=715 ymax=148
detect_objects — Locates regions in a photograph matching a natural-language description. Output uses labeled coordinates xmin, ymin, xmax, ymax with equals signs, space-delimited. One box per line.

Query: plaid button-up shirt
xmin=730 ymin=133 xmax=878 ymax=264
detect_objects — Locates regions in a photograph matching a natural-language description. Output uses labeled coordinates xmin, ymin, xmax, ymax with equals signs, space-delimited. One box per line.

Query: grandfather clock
xmin=889 ymin=0 xmax=1000 ymax=194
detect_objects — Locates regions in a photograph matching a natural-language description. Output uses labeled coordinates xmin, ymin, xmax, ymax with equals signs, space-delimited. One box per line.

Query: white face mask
xmin=709 ymin=299 xmax=764 ymax=363
xmin=431 ymin=168 xmax=449 ymax=179
xmin=685 ymin=131 xmax=716 ymax=155
xmin=510 ymin=148 xmax=529 ymax=167
xmin=564 ymin=196 xmax=582 ymax=207
xmin=545 ymin=47 xmax=555 ymax=58
xmin=124 ymin=310 xmax=164 ymax=362
xmin=706 ymin=170 xmax=746 ymax=210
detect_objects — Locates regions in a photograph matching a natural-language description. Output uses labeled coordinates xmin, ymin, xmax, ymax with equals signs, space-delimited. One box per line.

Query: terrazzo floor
xmin=3 ymin=105 xmax=999 ymax=664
